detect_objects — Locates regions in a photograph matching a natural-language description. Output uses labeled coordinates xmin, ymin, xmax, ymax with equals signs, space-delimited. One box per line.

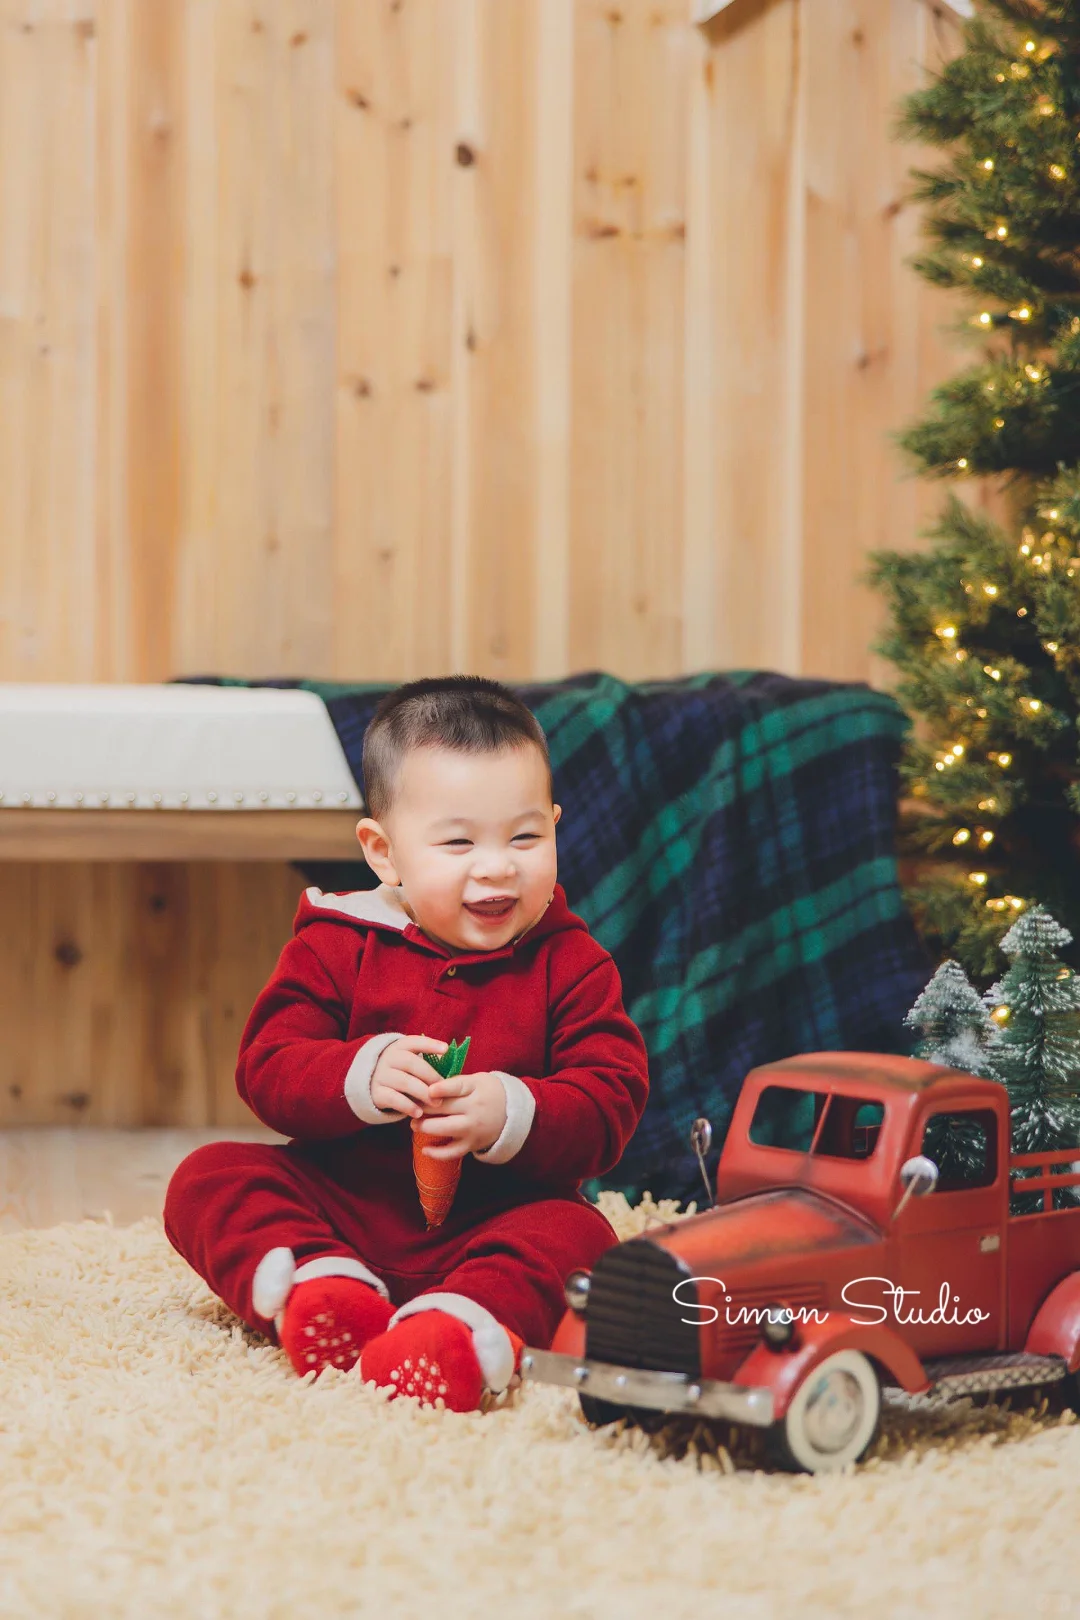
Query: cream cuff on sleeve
xmin=344 ymin=1031 xmax=408 ymax=1124
xmin=473 ymin=1071 xmax=536 ymax=1165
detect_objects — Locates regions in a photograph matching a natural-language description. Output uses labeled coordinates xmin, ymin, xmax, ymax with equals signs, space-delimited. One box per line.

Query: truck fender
xmin=549 ymin=1307 xmax=586 ymax=1359
xmin=1025 ymin=1272 xmax=1080 ymax=1373
xmin=731 ymin=1312 xmax=930 ymax=1419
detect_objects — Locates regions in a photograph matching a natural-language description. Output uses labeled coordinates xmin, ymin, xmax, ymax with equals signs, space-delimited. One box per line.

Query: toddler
xmin=165 ymin=674 xmax=650 ymax=1412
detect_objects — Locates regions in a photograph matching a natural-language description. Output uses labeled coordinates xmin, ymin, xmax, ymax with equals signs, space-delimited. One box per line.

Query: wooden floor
xmin=0 ymin=1127 xmax=281 ymax=1232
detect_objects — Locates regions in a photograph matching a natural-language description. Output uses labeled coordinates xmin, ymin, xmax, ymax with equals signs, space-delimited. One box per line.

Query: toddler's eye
xmin=441 ymin=835 xmax=540 ymax=846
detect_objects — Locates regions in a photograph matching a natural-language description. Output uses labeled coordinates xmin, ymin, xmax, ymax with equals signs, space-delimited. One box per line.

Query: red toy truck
xmin=522 ymin=1053 xmax=1080 ymax=1472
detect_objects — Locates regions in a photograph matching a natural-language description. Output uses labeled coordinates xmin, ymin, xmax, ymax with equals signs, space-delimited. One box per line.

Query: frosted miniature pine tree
xmin=905 ymin=959 xmax=1003 ymax=1183
xmin=905 ymin=960 xmax=1000 ymax=1078
xmin=987 ymin=907 xmax=1080 ymax=1214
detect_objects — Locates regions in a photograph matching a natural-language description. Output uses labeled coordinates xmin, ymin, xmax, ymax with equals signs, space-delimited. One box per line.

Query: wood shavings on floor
xmin=1 ymin=1201 xmax=1077 ymax=1619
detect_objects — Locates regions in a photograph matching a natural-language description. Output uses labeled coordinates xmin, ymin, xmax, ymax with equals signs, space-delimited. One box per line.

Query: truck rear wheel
xmin=767 ymin=1349 xmax=881 ymax=1474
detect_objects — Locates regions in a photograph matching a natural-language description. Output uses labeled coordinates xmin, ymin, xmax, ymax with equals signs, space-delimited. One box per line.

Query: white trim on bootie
xmin=387 ymin=1292 xmax=515 ymax=1393
xmin=251 ymin=1247 xmax=389 ymax=1333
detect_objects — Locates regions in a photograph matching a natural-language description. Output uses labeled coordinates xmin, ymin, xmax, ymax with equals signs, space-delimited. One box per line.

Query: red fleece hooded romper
xmin=164 ymin=880 xmax=650 ymax=1373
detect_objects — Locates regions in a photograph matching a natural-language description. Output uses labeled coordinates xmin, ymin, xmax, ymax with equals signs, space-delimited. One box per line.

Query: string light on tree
xmin=868 ymin=3 xmax=1080 ymax=976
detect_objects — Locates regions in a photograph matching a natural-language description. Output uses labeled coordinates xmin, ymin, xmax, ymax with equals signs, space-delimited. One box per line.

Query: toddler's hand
xmin=370 ymin=1034 xmax=449 ymax=1119
xmin=414 ymin=1070 xmax=508 ymax=1160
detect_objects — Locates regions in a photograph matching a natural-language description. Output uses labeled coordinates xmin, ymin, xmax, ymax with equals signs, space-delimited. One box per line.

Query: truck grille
xmin=585 ymin=1238 xmax=701 ymax=1380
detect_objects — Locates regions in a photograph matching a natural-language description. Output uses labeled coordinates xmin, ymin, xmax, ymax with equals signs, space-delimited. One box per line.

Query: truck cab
xmin=522 ymin=1052 xmax=1080 ymax=1473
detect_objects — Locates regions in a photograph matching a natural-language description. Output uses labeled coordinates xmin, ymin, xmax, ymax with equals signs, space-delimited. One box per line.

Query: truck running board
xmin=921 ymin=1350 xmax=1068 ymax=1399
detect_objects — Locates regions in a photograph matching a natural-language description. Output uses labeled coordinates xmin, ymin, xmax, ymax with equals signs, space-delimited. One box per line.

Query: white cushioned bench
xmin=0 ymin=684 xmax=363 ymax=860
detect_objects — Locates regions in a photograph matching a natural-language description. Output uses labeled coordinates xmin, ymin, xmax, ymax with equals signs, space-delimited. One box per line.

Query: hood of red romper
xmin=291 ymin=879 xmax=586 ymax=959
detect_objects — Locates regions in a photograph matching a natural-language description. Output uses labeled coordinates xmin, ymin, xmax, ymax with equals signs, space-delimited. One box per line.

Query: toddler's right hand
xmin=370 ymin=1034 xmax=449 ymax=1119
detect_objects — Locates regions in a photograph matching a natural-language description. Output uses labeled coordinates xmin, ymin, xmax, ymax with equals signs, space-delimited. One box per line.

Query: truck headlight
xmin=564 ymin=1269 xmax=591 ymax=1315
xmin=761 ymin=1303 xmax=796 ymax=1349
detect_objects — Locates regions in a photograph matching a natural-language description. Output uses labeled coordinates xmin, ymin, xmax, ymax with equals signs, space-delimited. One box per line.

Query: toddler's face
xmin=355 ymin=744 xmax=561 ymax=954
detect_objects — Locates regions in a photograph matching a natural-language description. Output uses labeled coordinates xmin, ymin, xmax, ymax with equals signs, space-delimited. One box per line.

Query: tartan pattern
xmin=181 ymin=671 xmax=929 ymax=1202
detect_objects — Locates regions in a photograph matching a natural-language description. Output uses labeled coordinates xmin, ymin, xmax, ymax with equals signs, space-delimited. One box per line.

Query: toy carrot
xmin=413 ymin=1036 xmax=471 ymax=1229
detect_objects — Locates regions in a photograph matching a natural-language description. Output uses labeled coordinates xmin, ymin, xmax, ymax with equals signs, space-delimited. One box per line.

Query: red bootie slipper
xmin=360 ymin=1292 xmax=523 ymax=1413
xmin=250 ymin=1249 xmax=394 ymax=1378
xmin=279 ymin=1276 xmax=394 ymax=1378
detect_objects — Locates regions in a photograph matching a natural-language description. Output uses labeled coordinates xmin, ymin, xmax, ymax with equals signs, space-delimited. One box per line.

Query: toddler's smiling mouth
xmin=464 ymin=897 xmax=517 ymax=923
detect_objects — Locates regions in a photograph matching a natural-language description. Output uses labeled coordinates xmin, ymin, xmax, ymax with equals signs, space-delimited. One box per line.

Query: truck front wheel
xmin=767 ymin=1350 xmax=881 ymax=1474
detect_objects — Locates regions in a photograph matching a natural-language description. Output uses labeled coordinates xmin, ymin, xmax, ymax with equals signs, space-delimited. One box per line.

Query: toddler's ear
xmin=355 ymin=816 xmax=400 ymax=885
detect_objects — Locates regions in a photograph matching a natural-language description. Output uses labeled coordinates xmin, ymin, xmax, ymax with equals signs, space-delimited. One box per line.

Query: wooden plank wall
xmin=0 ymin=0 xmax=983 ymax=1126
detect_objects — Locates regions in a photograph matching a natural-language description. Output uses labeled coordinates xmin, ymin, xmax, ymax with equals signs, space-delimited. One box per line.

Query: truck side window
xmin=920 ymin=1108 xmax=998 ymax=1191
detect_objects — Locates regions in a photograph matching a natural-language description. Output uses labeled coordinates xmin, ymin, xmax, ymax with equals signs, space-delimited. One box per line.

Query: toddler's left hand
xmin=413 ymin=1070 xmax=508 ymax=1160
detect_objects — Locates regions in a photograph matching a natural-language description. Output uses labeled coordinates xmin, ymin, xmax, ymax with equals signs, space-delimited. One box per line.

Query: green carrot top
xmin=422 ymin=1036 xmax=470 ymax=1080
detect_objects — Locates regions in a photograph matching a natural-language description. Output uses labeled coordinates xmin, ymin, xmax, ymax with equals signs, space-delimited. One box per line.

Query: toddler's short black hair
xmin=361 ymin=674 xmax=552 ymax=824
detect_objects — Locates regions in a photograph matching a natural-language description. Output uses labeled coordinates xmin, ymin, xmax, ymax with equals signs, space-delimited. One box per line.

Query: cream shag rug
xmin=2 ymin=1195 xmax=1078 ymax=1620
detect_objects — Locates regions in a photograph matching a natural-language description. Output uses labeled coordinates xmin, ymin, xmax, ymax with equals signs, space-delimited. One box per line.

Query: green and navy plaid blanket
xmin=184 ymin=671 xmax=928 ymax=1202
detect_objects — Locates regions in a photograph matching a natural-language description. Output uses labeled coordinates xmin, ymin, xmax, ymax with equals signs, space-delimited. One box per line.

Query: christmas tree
xmin=868 ymin=0 xmax=1080 ymax=978
xmin=986 ymin=904 xmax=1080 ymax=1209
xmin=905 ymin=959 xmax=1003 ymax=1180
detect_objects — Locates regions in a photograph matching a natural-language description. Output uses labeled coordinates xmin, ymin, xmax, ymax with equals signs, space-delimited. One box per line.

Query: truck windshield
xmin=749 ymin=1086 xmax=884 ymax=1161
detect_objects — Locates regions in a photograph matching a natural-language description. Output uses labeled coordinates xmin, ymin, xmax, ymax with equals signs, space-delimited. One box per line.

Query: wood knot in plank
xmin=456 ymin=142 xmax=476 ymax=167
xmin=238 ymin=268 xmax=257 ymax=291
xmin=60 ymin=1092 xmax=91 ymax=1112
xmin=347 ymin=89 xmax=370 ymax=110
xmin=54 ymin=940 xmax=83 ymax=968
xmin=290 ymin=30 xmax=308 ymax=47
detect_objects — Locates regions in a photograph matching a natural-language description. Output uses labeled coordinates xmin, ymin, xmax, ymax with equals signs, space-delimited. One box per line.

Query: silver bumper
xmin=520 ymin=1348 xmax=775 ymax=1427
